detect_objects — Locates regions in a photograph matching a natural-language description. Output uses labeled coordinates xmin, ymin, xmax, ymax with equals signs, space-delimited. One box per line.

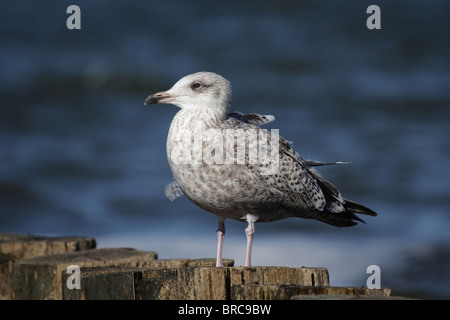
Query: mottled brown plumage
xmin=145 ymin=71 xmax=377 ymax=267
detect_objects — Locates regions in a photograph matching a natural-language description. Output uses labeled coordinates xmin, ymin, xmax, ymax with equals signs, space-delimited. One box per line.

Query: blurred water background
xmin=1 ymin=0 xmax=449 ymax=298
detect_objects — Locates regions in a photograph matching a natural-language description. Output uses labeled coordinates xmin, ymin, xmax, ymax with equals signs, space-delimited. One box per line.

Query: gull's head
xmin=144 ymin=72 xmax=231 ymax=116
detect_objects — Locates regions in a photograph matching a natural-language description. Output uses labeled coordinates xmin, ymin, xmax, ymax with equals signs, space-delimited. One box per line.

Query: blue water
xmin=1 ymin=0 xmax=450 ymax=298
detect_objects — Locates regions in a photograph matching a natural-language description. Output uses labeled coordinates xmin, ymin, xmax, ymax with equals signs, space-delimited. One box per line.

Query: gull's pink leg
xmin=216 ymin=217 xmax=225 ymax=267
xmin=244 ymin=214 xmax=256 ymax=267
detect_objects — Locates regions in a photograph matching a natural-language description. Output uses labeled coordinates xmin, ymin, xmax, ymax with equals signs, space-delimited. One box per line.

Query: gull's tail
xmin=305 ymin=165 xmax=378 ymax=227
xmin=311 ymin=199 xmax=378 ymax=227
xmin=343 ymin=199 xmax=378 ymax=218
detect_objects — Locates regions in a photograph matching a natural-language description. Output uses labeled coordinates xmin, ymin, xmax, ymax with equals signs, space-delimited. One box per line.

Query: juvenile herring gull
xmin=144 ymin=71 xmax=377 ymax=267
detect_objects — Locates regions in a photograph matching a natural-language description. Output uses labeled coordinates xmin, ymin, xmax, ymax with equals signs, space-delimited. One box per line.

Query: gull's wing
xmin=305 ymin=160 xmax=350 ymax=167
xmin=251 ymin=120 xmax=376 ymax=226
xmin=226 ymin=113 xmax=336 ymax=215
xmin=165 ymin=181 xmax=184 ymax=201
xmin=277 ymin=140 xmax=376 ymax=226
xmin=228 ymin=112 xmax=275 ymax=126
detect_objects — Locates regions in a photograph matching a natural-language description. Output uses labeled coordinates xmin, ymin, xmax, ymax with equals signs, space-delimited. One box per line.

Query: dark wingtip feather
xmin=344 ymin=199 xmax=378 ymax=217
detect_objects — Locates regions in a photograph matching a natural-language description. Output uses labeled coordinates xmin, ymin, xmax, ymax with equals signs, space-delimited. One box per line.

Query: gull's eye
xmin=191 ymin=82 xmax=202 ymax=90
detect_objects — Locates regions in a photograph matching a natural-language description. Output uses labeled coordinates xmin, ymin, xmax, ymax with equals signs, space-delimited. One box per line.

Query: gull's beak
xmin=144 ymin=91 xmax=177 ymax=105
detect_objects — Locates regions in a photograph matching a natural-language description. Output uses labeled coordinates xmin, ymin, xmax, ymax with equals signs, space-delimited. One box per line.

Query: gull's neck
xmin=178 ymin=102 xmax=229 ymax=128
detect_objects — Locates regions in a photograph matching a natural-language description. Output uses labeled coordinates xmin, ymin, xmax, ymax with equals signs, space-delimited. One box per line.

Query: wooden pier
xmin=1 ymin=233 xmax=394 ymax=300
